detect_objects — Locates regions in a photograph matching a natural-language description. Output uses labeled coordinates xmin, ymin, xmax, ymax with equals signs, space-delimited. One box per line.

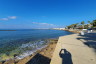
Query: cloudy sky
xmin=0 ymin=0 xmax=96 ymax=29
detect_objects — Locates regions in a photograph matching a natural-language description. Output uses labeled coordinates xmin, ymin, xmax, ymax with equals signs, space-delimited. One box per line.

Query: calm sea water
xmin=0 ymin=29 xmax=73 ymax=60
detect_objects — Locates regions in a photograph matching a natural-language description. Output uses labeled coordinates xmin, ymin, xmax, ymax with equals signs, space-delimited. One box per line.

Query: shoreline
xmin=54 ymin=29 xmax=81 ymax=33
xmin=0 ymin=30 xmax=75 ymax=64
xmin=53 ymin=28 xmax=81 ymax=33
xmin=0 ymin=30 xmax=16 ymax=31
xmin=0 ymin=39 xmax=49 ymax=61
xmin=64 ymin=29 xmax=81 ymax=33
xmin=0 ymin=38 xmax=58 ymax=64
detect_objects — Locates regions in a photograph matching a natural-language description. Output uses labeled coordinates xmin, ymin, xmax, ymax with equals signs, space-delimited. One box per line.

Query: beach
xmin=2 ymin=29 xmax=96 ymax=64
xmin=0 ymin=29 xmax=83 ymax=64
xmin=0 ymin=29 xmax=96 ymax=64
xmin=0 ymin=0 xmax=96 ymax=64
xmin=0 ymin=29 xmax=73 ymax=62
xmin=17 ymin=39 xmax=58 ymax=64
xmin=0 ymin=39 xmax=58 ymax=64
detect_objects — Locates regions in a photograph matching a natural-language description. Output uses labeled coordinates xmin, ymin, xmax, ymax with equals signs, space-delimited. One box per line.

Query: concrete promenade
xmin=50 ymin=34 xmax=96 ymax=64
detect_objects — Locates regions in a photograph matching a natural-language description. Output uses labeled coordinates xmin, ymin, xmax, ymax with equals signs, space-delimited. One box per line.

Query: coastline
xmin=64 ymin=29 xmax=81 ymax=33
xmin=0 ymin=29 xmax=74 ymax=64
xmin=0 ymin=39 xmax=58 ymax=64
xmin=53 ymin=28 xmax=81 ymax=33
xmin=0 ymin=30 xmax=16 ymax=31
xmin=54 ymin=29 xmax=81 ymax=33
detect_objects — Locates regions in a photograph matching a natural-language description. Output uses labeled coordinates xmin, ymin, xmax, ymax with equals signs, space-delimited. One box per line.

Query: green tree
xmin=92 ymin=20 xmax=96 ymax=27
xmin=88 ymin=21 xmax=91 ymax=24
xmin=67 ymin=25 xmax=71 ymax=29
xmin=67 ymin=23 xmax=79 ymax=29
xmin=81 ymin=21 xmax=85 ymax=25
xmin=74 ymin=23 xmax=79 ymax=28
xmin=81 ymin=21 xmax=85 ymax=29
xmin=84 ymin=24 xmax=89 ymax=29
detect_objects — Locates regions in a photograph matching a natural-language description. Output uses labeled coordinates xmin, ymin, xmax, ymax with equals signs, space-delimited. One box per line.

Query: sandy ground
xmin=64 ymin=29 xmax=81 ymax=33
xmin=50 ymin=33 xmax=96 ymax=64
xmin=0 ymin=39 xmax=58 ymax=64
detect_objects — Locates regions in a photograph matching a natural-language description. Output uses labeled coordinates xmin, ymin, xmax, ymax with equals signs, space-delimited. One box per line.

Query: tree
xmin=92 ymin=20 xmax=96 ymax=27
xmin=87 ymin=21 xmax=92 ymax=28
xmin=67 ymin=23 xmax=79 ymax=29
xmin=88 ymin=21 xmax=91 ymax=24
xmin=67 ymin=25 xmax=71 ymax=29
xmin=74 ymin=23 xmax=79 ymax=28
xmin=84 ymin=24 xmax=89 ymax=29
xmin=81 ymin=21 xmax=85 ymax=29
xmin=81 ymin=21 xmax=85 ymax=25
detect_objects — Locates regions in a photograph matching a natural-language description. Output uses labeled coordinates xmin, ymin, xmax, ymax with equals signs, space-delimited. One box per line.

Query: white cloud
xmin=0 ymin=18 xmax=8 ymax=21
xmin=32 ymin=22 xmax=55 ymax=26
xmin=0 ymin=16 xmax=17 ymax=21
xmin=32 ymin=22 xmax=39 ymax=24
xmin=8 ymin=16 xmax=16 ymax=19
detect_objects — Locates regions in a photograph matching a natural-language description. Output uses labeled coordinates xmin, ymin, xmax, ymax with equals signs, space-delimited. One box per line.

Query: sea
xmin=0 ymin=29 xmax=73 ymax=60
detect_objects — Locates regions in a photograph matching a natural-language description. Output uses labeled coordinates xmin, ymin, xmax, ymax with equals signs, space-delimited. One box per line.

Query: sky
xmin=0 ymin=0 xmax=96 ymax=29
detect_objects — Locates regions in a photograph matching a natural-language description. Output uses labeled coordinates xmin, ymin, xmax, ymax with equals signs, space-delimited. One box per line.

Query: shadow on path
xmin=26 ymin=53 xmax=51 ymax=64
xmin=59 ymin=49 xmax=73 ymax=64
xmin=77 ymin=33 xmax=96 ymax=52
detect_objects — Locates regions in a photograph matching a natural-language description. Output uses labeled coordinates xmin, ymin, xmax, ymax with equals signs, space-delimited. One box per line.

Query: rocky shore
xmin=64 ymin=29 xmax=81 ymax=33
xmin=0 ymin=39 xmax=58 ymax=64
xmin=53 ymin=29 xmax=81 ymax=33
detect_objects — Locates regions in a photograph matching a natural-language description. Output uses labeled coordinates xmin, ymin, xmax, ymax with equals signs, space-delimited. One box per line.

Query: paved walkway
xmin=50 ymin=34 xmax=96 ymax=64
